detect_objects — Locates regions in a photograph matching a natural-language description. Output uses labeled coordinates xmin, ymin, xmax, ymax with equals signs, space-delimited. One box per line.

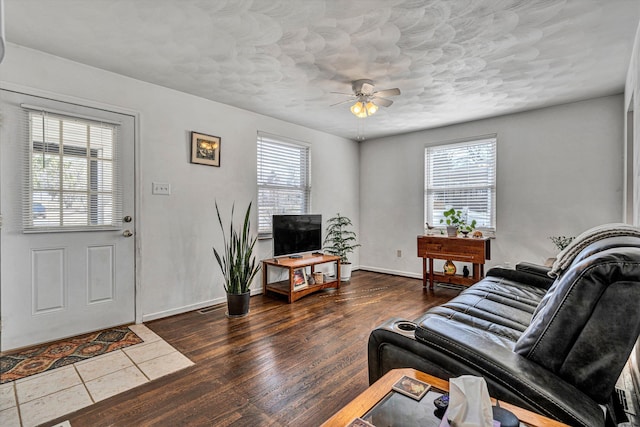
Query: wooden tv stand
xmin=262 ymin=254 xmax=341 ymax=303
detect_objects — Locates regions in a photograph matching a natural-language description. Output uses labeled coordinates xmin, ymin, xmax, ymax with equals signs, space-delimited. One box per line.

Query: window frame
xmin=424 ymin=135 xmax=497 ymax=233
xmin=256 ymin=132 xmax=311 ymax=238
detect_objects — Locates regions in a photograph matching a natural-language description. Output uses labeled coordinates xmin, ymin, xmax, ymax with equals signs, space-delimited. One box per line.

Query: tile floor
xmin=0 ymin=324 xmax=193 ymax=427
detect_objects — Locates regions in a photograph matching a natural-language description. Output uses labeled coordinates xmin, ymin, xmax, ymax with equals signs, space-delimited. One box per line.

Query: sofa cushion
xmin=514 ymin=246 xmax=640 ymax=403
xmin=415 ymin=277 xmax=547 ymax=345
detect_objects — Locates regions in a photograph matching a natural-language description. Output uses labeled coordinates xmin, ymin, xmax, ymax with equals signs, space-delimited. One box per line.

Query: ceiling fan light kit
xmin=350 ymin=100 xmax=378 ymax=118
xmin=336 ymin=79 xmax=400 ymax=119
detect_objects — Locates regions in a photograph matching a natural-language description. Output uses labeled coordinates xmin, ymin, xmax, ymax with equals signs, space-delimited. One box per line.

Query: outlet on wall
xmin=152 ymin=182 xmax=171 ymax=195
xmin=397 ymin=249 xmax=402 ymax=257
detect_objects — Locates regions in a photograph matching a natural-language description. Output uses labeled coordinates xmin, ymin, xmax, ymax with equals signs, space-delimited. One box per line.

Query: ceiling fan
xmin=331 ymin=79 xmax=401 ymax=118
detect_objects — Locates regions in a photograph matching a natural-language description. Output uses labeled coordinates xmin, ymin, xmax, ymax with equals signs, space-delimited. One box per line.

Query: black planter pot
xmin=226 ymin=291 xmax=250 ymax=318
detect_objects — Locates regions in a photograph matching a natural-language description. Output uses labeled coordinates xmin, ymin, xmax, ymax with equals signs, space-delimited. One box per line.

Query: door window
xmin=26 ymin=111 xmax=122 ymax=232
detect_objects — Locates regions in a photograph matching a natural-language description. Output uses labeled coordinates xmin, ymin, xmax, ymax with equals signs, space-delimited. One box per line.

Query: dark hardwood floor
xmin=45 ymin=271 xmax=460 ymax=426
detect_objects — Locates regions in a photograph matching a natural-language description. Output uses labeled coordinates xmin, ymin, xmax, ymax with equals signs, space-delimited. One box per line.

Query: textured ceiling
xmin=4 ymin=0 xmax=640 ymax=140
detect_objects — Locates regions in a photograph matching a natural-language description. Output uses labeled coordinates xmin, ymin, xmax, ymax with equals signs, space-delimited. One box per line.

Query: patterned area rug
xmin=0 ymin=327 xmax=142 ymax=384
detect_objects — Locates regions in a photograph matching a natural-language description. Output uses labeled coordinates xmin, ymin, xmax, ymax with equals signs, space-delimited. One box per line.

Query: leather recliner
xmin=368 ymin=235 xmax=640 ymax=427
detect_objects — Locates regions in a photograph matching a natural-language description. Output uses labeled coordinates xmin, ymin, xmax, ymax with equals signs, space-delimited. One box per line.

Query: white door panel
xmin=0 ymin=90 xmax=135 ymax=350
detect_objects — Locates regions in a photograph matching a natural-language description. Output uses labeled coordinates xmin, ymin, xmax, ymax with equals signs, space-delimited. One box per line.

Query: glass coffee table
xmin=321 ymin=368 xmax=569 ymax=427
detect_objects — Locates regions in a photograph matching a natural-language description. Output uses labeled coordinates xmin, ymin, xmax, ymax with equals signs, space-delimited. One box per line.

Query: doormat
xmin=0 ymin=326 xmax=143 ymax=384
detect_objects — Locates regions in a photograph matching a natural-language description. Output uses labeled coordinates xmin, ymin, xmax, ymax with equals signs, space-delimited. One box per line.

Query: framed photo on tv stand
xmin=293 ymin=269 xmax=307 ymax=289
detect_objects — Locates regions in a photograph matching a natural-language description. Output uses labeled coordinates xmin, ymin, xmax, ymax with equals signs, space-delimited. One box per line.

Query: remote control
xmin=433 ymin=393 xmax=449 ymax=410
xmin=492 ymin=405 xmax=519 ymax=427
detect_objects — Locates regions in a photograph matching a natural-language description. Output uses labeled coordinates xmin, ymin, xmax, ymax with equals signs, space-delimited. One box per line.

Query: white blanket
xmin=549 ymin=223 xmax=640 ymax=277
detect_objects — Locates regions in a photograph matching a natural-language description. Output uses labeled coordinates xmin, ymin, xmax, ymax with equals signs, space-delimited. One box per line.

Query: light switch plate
xmin=152 ymin=182 xmax=171 ymax=195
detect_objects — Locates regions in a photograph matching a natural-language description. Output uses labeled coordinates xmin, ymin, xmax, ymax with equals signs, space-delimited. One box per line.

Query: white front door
xmin=0 ymin=90 xmax=136 ymax=351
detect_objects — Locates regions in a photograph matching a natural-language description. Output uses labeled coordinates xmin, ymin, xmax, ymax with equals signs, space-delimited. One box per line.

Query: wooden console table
xmin=417 ymin=234 xmax=491 ymax=289
xmin=262 ymin=254 xmax=341 ymax=303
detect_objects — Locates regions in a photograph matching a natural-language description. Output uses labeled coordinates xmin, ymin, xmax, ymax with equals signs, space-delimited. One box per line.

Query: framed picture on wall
xmin=191 ymin=131 xmax=221 ymax=166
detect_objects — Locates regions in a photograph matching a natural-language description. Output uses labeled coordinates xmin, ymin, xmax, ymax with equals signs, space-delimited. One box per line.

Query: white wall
xmin=0 ymin=44 xmax=359 ymax=321
xmin=625 ymin=21 xmax=640 ymax=226
xmin=359 ymin=95 xmax=624 ymax=277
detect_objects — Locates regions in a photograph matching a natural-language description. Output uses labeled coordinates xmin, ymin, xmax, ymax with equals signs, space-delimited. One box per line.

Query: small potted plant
xmin=323 ymin=213 xmax=361 ymax=281
xmin=458 ymin=218 xmax=478 ymax=237
xmin=440 ymin=208 xmax=477 ymax=237
xmin=549 ymin=236 xmax=575 ymax=251
xmin=544 ymin=235 xmax=575 ymax=266
xmin=213 ymin=201 xmax=261 ymax=318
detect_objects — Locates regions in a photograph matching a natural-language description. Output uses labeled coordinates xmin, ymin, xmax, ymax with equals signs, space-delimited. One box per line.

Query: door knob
xmin=123 ymin=230 xmax=133 ymax=237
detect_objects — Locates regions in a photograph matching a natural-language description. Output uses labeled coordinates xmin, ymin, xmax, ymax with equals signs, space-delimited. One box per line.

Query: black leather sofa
xmin=368 ymin=235 xmax=640 ymax=426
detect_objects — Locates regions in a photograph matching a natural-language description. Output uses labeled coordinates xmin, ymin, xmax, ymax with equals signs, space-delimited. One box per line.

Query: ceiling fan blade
xmin=330 ymin=91 xmax=356 ymax=96
xmin=374 ymin=88 xmax=401 ymax=97
xmin=330 ymin=99 xmax=355 ymax=107
xmin=372 ymin=97 xmax=393 ymax=107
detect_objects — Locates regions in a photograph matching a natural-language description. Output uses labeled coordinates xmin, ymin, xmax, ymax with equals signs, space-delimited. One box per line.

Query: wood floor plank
xmin=42 ymin=271 xmax=459 ymax=426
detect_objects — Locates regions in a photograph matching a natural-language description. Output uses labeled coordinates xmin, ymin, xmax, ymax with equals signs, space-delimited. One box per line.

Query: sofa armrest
xmin=415 ymin=314 xmax=604 ymax=426
xmin=516 ymin=262 xmax=552 ymax=278
xmin=368 ymin=316 xmax=605 ymax=427
xmin=486 ymin=266 xmax=554 ymax=290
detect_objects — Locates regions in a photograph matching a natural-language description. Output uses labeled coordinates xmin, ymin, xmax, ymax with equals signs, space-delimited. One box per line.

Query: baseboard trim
xmin=142 ymin=288 xmax=263 ymax=322
xmin=358 ymin=265 xmax=422 ymax=279
xmin=140 ymin=268 xmax=414 ymax=322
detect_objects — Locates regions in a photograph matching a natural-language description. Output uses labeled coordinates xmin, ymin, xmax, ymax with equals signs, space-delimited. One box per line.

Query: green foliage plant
xmin=213 ymin=201 xmax=261 ymax=294
xmin=549 ymin=236 xmax=575 ymax=251
xmin=323 ymin=213 xmax=361 ymax=264
xmin=440 ymin=208 xmax=477 ymax=232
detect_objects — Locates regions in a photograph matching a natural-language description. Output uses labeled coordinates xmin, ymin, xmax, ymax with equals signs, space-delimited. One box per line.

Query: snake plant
xmin=213 ymin=201 xmax=260 ymax=294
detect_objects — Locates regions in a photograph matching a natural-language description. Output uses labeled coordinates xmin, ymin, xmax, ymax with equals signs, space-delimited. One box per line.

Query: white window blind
xmin=257 ymin=132 xmax=310 ymax=236
xmin=23 ymin=108 xmax=123 ymax=232
xmin=425 ymin=136 xmax=497 ymax=231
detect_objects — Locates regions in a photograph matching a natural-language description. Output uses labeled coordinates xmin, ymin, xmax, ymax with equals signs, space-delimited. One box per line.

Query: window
xmin=257 ymin=132 xmax=310 ymax=236
xmin=424 ymin=136 xmax=497 ymax=231
xmin=24 ymin=110 xmax=122 ymax=231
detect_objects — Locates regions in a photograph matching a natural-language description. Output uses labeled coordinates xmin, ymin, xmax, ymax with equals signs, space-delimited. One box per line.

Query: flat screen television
xmin=273 ymin=214 xmax=322 ymax=257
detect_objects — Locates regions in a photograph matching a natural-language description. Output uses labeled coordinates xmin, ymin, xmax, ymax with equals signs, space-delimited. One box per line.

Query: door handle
xmin=123 ymin=230 xmax=134 ymax=237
